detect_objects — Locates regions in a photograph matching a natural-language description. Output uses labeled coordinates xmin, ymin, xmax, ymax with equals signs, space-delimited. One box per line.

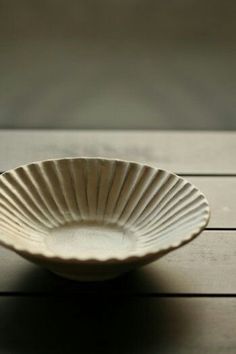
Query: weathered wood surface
xmin=0 ymin=131 xmax=235 ymax=294
xmin=0 ymin=231 xmax=235 ymax=294
xmin=0 ymin=130 xmax=236 ymax=173
xmin=0 ymin=297 xmax=236 ymax=354
xmin=0 ymin=130 xmax=235 ymax=354
xmin=187 ymin=177 xmax=236 ymax=228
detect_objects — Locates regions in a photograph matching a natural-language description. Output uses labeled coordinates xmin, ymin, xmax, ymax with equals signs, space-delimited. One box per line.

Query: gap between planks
xmin=0 ymin=292 xmax=236 ymax=298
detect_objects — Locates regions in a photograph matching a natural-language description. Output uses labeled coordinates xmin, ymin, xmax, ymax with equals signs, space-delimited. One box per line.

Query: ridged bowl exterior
xmin=0 ymin=158 xmax=210 ymax=281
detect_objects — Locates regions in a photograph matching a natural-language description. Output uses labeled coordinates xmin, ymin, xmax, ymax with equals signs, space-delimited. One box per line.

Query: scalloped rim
xmin=0 ymin=156 xmax=211 ymax=264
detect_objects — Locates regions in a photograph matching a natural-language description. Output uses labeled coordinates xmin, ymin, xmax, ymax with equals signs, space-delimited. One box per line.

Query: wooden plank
xmin=186 ymin=177 xmax=236 ymax=228
xmin=1 ymin=130 xmax=236 ymax=173
xmin=1 ymin=231 xmax=236 ymax=294
xmin=0 ymin=297 xmax=236 ymax=353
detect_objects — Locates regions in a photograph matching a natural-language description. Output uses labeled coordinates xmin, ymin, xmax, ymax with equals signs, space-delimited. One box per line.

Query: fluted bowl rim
xmin=0 ymin=157 xmax=210 ymax=264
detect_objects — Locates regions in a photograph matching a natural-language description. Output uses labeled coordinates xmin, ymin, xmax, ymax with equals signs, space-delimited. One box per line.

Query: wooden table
xmin=0 ymin=130 xmax=236 ymax=353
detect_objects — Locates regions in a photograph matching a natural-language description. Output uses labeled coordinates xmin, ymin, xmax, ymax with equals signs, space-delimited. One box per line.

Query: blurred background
xmin=0 ymin=0 xmax=235 ymax=130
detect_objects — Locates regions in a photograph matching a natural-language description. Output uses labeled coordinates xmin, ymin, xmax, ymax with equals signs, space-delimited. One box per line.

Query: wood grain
xmin=0 ymin=297 xmax=236 ymax=354
xmin=0 ymin=130 xmax=236 ymax=173
xmin=186 ymin=177 xmax=236 ymax=228
xmin=0 ymin=130 xmax=235 ymax=354
xmin=0 ymin=231 xmax=235 ymax=294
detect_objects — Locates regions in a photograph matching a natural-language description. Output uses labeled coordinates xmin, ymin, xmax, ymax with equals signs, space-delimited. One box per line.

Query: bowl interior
xmin=0 ymin=158 xmax=209 ymax=260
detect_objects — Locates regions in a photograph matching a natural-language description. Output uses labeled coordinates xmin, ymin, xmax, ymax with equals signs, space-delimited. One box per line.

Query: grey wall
xmin=0 ymin=0 xmax=235 ymax=129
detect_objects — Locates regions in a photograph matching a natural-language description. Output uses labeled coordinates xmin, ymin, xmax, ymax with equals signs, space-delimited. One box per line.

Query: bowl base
xmin=45 ymin=221 xmax=136 ymax=259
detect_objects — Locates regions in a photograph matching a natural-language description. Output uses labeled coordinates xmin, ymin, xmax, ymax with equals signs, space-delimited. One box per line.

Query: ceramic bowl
xmin=0 ymin=158 xmax=210 ymax=281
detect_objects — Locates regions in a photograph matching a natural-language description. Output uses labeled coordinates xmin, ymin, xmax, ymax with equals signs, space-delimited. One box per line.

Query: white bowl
xmin=0 ymin=158 xmax=210 ymax=281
